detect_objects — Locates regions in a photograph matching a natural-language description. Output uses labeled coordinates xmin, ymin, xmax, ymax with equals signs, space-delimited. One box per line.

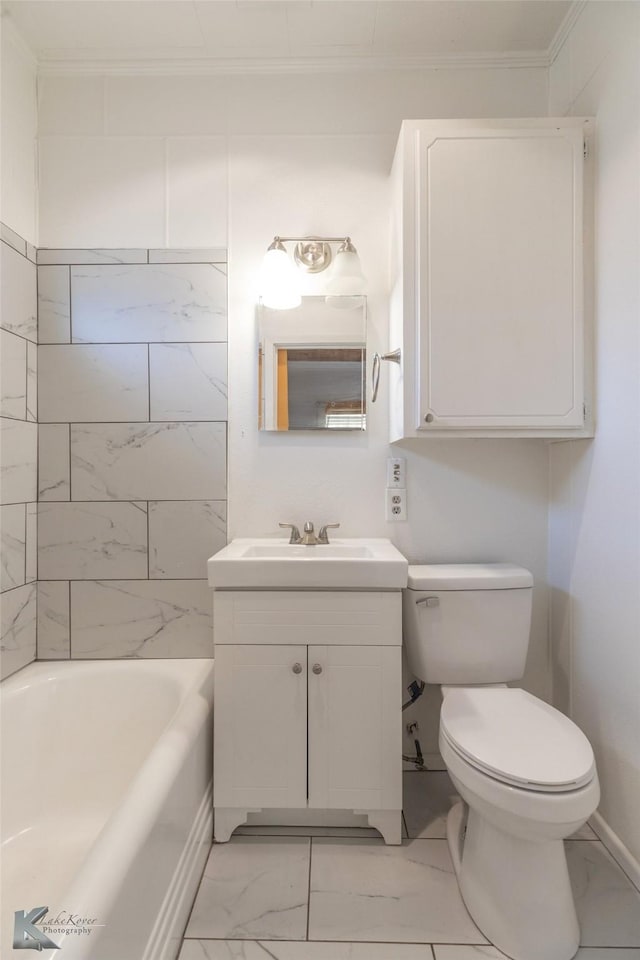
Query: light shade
xmin=325 ymin=240 xmax=366 ymax=297
xmin=259 ymin=242 xmax=302 ymax=310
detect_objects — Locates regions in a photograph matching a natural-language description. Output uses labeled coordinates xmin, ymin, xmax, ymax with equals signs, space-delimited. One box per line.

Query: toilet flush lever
xmin=416 ymin=596 xmax=440 ymax=607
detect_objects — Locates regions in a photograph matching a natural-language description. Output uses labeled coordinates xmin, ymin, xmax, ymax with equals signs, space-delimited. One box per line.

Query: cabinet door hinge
xmin=583 ymin=402 xmax=587 ymax=422
xmin=583 ymin=139 xmax=589 ymax=160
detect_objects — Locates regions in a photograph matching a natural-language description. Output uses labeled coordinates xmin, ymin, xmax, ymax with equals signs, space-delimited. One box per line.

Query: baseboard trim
xmin=143 ymin=781 xmax=213 ymax=960
xmin=590 ymin=811 xmax=640 ymax=893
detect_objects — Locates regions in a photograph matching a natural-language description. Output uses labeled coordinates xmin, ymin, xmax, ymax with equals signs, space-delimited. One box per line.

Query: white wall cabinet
xmin=213 ymin=591 xmax=402 ymax=844
xmin=388 ymin=118 xmax=592 ymax=439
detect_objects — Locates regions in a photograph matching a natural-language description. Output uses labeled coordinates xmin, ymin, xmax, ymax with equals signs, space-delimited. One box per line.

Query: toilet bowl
xmin=403 ymin=564 xmax=600 ymax=960
xmin=439 ymin=685 xmax=599 ymax=960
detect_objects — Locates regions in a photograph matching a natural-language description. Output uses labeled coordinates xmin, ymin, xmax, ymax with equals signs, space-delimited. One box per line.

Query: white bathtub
xmin=1 ymin=658 xmax=214 ymax=960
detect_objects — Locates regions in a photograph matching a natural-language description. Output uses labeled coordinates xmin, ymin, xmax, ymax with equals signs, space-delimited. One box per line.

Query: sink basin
xmin=208 ymin=538 xmax=408 ymax=589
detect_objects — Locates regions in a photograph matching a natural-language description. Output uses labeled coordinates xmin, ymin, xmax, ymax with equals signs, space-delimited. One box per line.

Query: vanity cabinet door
xmin=214 ymin=644 xmax=307 ymax=809
xmin=307 ymin=645 xmax=402 ymax=811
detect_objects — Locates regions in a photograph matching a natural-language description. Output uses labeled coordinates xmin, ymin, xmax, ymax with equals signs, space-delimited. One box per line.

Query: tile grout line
xmin=68 ymin=264 xmax=72 ymax=342
xmin=146 ymin=340 xmax=151 ymax=582
xmin=69 ymin=579 xmax=73 ymax=659
xmin=23 ymin=501 xmax=27 ymax=591
xmin=36 ymin=339 xmax=227 ymax=346
xmin=306 ymin=837 xmax=313 ymax=941
xmin=147 ymin=342 xmax=151 ymax=422
xmin=68 ymin=422 xmax=72 ymax=502
xmin=24 ymin=324 xmax=29 ymax=421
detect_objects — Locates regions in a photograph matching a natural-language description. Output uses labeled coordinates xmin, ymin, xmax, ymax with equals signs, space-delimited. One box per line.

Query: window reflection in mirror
xmin=258 ymin=297 xmax=366 ymax=432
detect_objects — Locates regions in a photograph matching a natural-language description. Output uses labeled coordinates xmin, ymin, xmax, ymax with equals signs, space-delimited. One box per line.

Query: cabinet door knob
xmin=292 ymin=662 xmax=303 ymax=674
xmin=312 ymin=663 xmax=323 ymax=675
xmin=424 ymin=413 xmax=434 ymax=423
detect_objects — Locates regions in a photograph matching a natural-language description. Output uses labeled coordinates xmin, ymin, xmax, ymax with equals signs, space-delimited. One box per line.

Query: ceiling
xmin=2 ymin=1 xmax=575 ymax=72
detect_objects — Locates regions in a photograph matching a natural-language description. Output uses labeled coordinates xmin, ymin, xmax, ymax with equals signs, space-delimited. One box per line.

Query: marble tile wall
xmin=36 ymin=248 xmax=227 ymax=660
xmin=1 ymin=224 xmax=38 ymax=679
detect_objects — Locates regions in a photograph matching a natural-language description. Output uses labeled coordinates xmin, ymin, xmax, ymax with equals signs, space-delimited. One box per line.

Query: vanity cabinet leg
xmin=214 ymin=807 xmax=260 ymax=842
xmin=360 ymin=809 xmax=403 ymax=845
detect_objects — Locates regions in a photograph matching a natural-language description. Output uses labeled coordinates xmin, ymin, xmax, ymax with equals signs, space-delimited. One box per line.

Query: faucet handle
xmin=279 ymin=522 xmax=301 ymax=544
xmin=318 ymin=522 xmax=340 ymax=544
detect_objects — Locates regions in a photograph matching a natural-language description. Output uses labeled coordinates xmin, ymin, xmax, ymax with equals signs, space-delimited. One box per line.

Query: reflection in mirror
xmin=258 ymin=297 xmax=366 ymax=431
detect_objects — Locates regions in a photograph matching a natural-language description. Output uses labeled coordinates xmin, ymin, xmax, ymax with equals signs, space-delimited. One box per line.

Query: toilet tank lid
xmin=407 ymin=563 xmax=533 ymax=590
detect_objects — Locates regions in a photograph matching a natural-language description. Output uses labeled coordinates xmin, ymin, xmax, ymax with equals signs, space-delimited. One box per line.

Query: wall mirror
xmin=258 ymin=297 xmax=366 ymax=431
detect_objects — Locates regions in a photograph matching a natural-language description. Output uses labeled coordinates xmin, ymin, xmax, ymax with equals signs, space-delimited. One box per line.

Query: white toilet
xmin=403 ymin=563 xmax=600 ymax=960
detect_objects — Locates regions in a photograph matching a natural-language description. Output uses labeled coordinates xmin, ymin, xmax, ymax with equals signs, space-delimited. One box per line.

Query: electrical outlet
xmin=385 ymin=487 xmax=407 ymax=521
xmin=386 ymin=457 xmax=406 ymax=488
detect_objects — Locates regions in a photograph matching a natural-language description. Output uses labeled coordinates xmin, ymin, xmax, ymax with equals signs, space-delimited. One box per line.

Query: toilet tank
xmin=403 ymin=563 xmax=533 ymax=685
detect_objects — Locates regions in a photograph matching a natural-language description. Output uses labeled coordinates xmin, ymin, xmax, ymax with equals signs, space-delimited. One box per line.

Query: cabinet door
xmin=307 ymin=645 xmax=401 ymax=811
xmin=214 ymin=644 xmax=307 ymax=809
xmin=416 ymin=124 xmax=584 ymax=431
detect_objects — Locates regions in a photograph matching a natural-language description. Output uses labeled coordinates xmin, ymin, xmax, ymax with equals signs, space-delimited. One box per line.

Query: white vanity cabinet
xmin=212 ymin=590 xmax=403 ymax=844
xmin=388 ymin=118 xmax=593 ymax=439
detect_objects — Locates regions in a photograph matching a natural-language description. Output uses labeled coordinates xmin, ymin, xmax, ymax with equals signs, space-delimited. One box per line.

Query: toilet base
xmin=447 ymin=802 xmax=580 ymax=960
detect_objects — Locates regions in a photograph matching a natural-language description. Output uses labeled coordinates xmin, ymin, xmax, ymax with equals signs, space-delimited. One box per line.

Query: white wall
xmin=548 ymin=2 xmax=640 ymax=865
xmin=37 ymin=64 xmax=552 ymax=747
xmin=1 ymin=21 xmax=38 ymax=242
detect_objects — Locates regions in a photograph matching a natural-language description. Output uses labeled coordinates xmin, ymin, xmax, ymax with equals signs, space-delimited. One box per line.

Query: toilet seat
xmin=441 ymin=687 xmax=595 ymax=792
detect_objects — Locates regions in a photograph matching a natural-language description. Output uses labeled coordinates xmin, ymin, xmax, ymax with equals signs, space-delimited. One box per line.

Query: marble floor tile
xmin=179 ymin=941 xmax=434 ymax=960
xmin=572 ymin=822 xmax=600 ymax=840
xmin=434 ymin=948 xmax=640 ymax=959
xmin=403 ymin=771 xmax=458 ymax=840
xmin=434 ymin=947 xmax=509 ymax=959
xmin=185 ymin=838 xmax=311 ymax=941
xmin=568 ymin=841 xmax=640 ymax=946
xmin=308 ymin=838 xmax=486 ymax=944
xmin=573 ymin=951 xmax=640 ymax=959
xmin=403 ymin=771 xmax=596 ymax=842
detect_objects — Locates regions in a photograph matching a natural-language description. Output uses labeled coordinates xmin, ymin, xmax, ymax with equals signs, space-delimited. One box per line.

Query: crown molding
xmin=547 ymin=0 xmax=587 ymax=66
xmin=36 ymin=49 xmax=554 ymax=77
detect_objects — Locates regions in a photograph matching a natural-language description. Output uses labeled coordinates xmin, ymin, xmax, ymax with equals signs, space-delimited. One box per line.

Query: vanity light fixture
xmin=259 ymin=235 xmax=366 ymax=309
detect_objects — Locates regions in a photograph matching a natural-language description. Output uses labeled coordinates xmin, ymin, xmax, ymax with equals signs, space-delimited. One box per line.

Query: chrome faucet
xmin=318 ymin=523 xmax=340 ymax=544
xmin=279 ymin=521 xmax=340 ymax=545
xmin=300 ymin=521 xmax=318 ymax=545
xmin=279 ymin=522 xmax=301 ymax=544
